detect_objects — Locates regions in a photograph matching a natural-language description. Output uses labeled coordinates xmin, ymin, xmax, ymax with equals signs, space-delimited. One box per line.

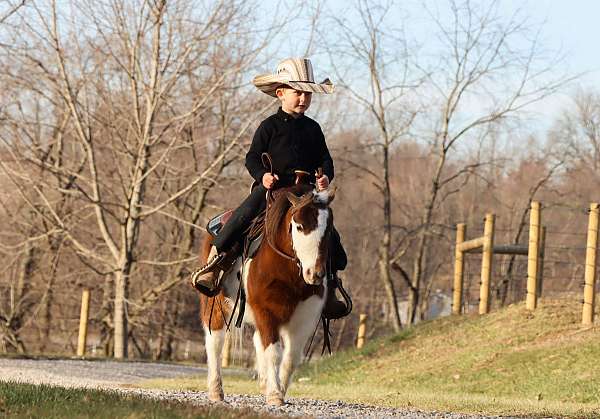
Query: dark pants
xmin=331 ymin=228 xmax=347 ymax=271
xmin=213 ymin=185 xmax=268 ymax=252
xmin=213 ymin=185 xmax=346 ymax=271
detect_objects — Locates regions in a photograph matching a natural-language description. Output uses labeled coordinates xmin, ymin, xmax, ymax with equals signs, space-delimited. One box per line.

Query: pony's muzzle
xmin=304 ymin=267 xmax=325 ymax=285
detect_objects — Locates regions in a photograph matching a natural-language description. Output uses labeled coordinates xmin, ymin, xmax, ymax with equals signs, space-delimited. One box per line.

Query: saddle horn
xmin=294 ymin=170 xmax=311 ymax=185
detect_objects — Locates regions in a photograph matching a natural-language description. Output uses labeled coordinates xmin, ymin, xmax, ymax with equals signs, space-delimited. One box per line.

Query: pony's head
xmin=286 ymin=188 xmax=335 ymax=285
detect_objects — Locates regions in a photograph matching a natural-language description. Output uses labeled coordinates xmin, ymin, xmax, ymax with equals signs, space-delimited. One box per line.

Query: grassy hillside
xmin=142 ymin=298 xmax=600 ymax=418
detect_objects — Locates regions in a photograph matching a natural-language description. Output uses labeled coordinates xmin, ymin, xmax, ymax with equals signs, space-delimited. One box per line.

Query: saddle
xmin=200 ymin=169 xmax=320 ymax=299
xmin=205 ymin=169 xmax=315 ymax=243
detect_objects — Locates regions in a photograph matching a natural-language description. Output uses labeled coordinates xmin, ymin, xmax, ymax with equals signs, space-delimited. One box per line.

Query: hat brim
xmin=253 ymin=75 xmax=334 ymax=97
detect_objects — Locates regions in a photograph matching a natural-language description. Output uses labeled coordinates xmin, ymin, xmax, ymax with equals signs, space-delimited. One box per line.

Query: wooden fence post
xmin=356 ymin=314 xmax=367 ymax=349
xmin=479 ymin=214 xmax=495 ymax=315
xmin=526 ymin=201 xmax=541 ymax=310
xmin=222 ymin=331 xmax=231 ymax=367
xmin=582 ymin=203 xmax=599 ymax=325
xmin=77 ymin=289 xmax=90 ymax=357
xmin=453 ymin=224 xmax=466 ymax=315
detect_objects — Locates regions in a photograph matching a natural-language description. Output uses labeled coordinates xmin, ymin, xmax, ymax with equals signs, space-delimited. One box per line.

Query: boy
xmin=191 ymin=58 xmax=348 ymax=319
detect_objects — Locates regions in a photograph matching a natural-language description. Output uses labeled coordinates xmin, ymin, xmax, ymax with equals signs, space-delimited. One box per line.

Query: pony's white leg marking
xmin=253 ymin=330 xmax=268 ymax=393
xmin=241 ymin=258 xmax=256 ymax=325
xmin=278 ymin=330 xmax=294 ymax=395
xmin=279 ymin=294 xmax=325 ymax=394
xmin=264 ymin=341 xmax=284 ymax=406
xmin=204 ymin=326 xmax=225 ymax=401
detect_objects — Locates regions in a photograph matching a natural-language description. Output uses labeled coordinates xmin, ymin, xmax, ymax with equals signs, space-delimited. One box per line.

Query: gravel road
xmin=0 ymin=358 xmax=516 ymax=418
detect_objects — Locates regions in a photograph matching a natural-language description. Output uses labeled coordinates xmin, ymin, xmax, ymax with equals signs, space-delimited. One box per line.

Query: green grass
xmin=140 ymin=299 xmax=600 ymax=418
xmin=0 ymin=381 xmax=266 ymax=419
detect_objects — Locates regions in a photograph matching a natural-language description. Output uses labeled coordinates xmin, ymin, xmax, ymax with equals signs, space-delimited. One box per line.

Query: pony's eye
xmin=296 ymin=225 xmax=304 ymax=232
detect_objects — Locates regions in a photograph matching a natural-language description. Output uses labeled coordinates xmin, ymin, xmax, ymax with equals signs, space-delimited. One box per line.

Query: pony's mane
xmin=264 ymin=184 xmax=313 ymax=247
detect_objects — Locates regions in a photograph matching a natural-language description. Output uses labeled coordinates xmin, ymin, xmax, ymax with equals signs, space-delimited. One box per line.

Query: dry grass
xmin=139 ymin=299 xmax=600 ymax=418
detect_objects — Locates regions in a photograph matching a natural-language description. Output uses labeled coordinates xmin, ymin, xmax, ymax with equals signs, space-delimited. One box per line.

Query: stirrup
xmin=190 ymin=250 xmax=225 ymax=297
xmin=190 ymin=269 xmax=222 ymax=297
xmin=323 ymin=300 xmax=348 ymax=320
xmin=323 ymin=275 xmax=352 ymax=320
xmin=196 ymin=252 xmax=225 ymax=275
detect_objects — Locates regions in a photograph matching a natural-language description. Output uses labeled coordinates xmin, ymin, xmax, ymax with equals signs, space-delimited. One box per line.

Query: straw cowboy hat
xmin=253 ymin=58 xmax=334 ymax=97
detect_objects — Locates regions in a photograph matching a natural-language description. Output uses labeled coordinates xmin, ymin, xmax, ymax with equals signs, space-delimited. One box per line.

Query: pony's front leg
xmin=254 ymin=313 xmax=284 ymax=405
xmin=278 ymin=330 xmax=302 ymax=395
xmin=279 ymin=296 xmax=326 ymax=395
xmin=204 ymin=326 xmax=226 ymax=401
xmin=263 ymin=340 xmax=284 ymax=405
xmin=253 ymin=331 xmax=267 ymax=393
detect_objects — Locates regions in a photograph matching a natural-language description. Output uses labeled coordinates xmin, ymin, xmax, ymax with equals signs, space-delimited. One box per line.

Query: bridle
xmin=261 ymin=152 xmax=329 ymax=266
xmin=266 ymin=224 xmax=298 ymax=262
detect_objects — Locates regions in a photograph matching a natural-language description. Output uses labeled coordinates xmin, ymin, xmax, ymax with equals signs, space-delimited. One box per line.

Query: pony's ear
xmin=286 ymin=192 xmax=302 ymax=207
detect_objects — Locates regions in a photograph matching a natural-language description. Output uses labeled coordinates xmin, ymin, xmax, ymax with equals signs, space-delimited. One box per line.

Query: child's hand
xmin=316 ymin=174 xmax=329 ymax=191
xmin=262 ymin=173 xmax=279 ymax=189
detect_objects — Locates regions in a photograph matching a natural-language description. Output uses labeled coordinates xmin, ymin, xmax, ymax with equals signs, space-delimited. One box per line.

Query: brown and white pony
xmin=198 ymin=185 xmax=335 ymax=406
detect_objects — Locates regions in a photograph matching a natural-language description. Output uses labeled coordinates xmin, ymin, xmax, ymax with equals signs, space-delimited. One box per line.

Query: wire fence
xmin=459 ymin=203 xmax=597 ymax=314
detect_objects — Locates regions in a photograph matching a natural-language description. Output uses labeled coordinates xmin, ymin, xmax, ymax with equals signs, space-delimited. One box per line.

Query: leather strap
xmin=260 ymin=152 xmax=298 ymax=261
xmin=267 ymin=233 xmax=297 ymax=261
xmin=261 ymin=152 xmax=273 ymax=175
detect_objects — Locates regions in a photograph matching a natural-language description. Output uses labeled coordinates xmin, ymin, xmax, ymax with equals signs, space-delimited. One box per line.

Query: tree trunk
xmin=408 ymin=230 xmax=425 ymax=324
xmin=40 ymin=286 xmax=53 ymax=353
xmin=113 ymin=270 xmax=129 ymax=359
xmin=408 ymin=147 xmax=446 ymax=324
xmin=379 ymin=239 xmax=402 ymax=331
xmin=379 ymin=146 xmax=402 ymax=331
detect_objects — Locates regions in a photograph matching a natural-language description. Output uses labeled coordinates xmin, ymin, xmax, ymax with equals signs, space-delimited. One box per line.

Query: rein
xmin=261 ymin=152 xmax=298 ymax=262
xmin=267 ymin=233 xmax=297 ymax=261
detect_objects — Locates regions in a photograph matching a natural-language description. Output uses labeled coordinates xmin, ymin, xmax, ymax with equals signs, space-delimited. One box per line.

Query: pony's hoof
xmin=208 ymin=390 xmax=224 ymax=402
xmin=266 ymin=394 xmax=284 ymax=406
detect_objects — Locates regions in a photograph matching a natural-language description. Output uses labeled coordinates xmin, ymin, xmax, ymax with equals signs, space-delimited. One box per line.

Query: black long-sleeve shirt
xmin=245 ymin=107 xmax=334 ymax=188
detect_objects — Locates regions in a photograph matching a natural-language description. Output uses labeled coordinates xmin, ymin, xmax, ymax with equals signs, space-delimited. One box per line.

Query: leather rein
xmin=261 ymin=152 xmax=319 ymax=263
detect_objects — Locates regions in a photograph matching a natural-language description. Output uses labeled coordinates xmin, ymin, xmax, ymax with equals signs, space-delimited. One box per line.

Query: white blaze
xmin=291 ymin=207 xmax=329 ymax=283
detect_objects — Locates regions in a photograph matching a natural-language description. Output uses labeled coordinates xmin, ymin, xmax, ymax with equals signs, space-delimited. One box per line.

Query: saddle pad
xmin=246 ymin=234 xmax=262 ymax=259
xmin=206 ymin=209 xmax=233 ymax=237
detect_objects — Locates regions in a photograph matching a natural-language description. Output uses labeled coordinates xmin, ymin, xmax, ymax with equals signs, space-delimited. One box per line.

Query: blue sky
xmin=415 ymin=0 xmax=600 ymax=120
xmin=431 ymin=0 xmax=599 ymax=82
xmin=483 ymin=0 xmax=600 ymax=124
xmin=259 ymin=0 xmax=600 ymax=125
xmin=516 ymin=1 xmax=600 ymax=123
xmin=506 ymin=0 xmax=600 ymax=82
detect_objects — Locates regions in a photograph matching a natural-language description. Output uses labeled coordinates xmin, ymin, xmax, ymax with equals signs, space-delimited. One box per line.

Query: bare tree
xmin=1 ymin=0 xmax=279 ymax=358
xmin=325 ymin=0 xmax=421 ymax=331
xmin=551 ymin=90 xmax=600 ymax=173
xmin=0 ymin=0 xmax=26 ymax=24
xmin=402 ymin=0 xmax=571 ymax=324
